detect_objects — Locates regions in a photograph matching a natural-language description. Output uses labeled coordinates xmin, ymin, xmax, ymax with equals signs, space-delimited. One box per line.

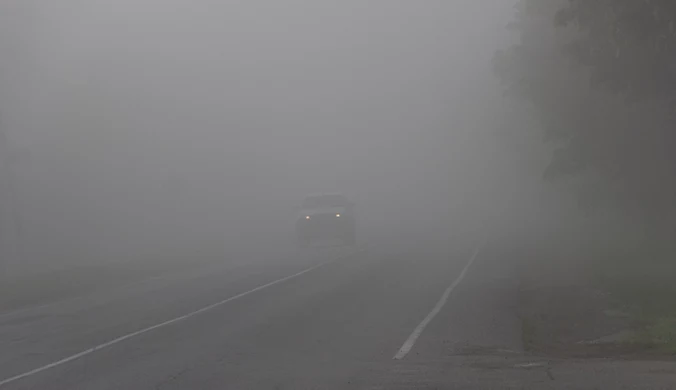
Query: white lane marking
xmin=392 ymin=245 xmax=482 ymax=360
xmin=0 ymin=248 xmax=365 ymax=388
xmin=514 ymin=362 xmax=548 ymax=368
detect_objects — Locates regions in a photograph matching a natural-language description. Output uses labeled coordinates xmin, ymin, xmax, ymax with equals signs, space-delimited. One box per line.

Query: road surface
xmin=1 ymin=235 xmax=673 ymax=389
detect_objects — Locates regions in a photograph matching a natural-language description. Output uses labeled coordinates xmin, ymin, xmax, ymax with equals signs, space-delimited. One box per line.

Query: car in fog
xmin=296 ymin=193 xmax=356 ymax=247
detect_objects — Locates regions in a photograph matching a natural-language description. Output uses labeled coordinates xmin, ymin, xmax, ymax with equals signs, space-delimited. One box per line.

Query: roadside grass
xmin=630 ymin=316 xmax=676 ymax=353
xmin=513 ymin=220 xmax=676 ymax=357
xmin=590 ymin=243 xmax=676 ymax=354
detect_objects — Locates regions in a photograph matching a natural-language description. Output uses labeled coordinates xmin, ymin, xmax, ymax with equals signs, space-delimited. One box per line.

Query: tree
xmin=556 ymin=0 xmax=676 ymax=100
xmin=496 ymin=0 xmax=676 ymax=234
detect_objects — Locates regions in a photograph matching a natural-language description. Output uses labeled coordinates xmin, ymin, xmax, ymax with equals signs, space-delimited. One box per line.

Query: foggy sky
xmin=0 ymin=1 xmax=532 ymax=271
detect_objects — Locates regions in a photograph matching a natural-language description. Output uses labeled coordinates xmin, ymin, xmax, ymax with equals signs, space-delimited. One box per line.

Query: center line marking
xmin=393 ymin=244 xmax=482 ymax=360
xmin=0 ymin=248 xmax=365 ymax=388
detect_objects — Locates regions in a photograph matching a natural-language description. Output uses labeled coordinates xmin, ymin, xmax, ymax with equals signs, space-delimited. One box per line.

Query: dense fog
xmin=0 ymin=1 xmax=550 ymax=275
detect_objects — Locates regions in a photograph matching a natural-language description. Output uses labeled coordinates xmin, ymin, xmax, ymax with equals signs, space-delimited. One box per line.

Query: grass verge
xmin=630 ymin=316 xmax=676 ymax=353
xmin=590 ymin=244 xmax=676 ymax=355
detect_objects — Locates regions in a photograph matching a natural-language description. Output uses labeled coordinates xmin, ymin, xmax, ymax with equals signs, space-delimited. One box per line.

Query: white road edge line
xmin=392 ymin=244 xmax=483 ymax=360
xmin=0 ymin=248 xmax=366 ymax=388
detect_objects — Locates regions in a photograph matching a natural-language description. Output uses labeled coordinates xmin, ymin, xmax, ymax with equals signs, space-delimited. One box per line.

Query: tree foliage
xmin=497 ymin=0 xmax=676 ymax=227
xmin=556 ymin=0 xmax=676 ymax=99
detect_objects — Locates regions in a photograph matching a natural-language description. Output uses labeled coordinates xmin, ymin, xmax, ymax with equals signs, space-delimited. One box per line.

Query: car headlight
xmin=336 ymin=213 xmax=340 ymax=217
xmin=305 ymin=215 xmax=311 ymax=220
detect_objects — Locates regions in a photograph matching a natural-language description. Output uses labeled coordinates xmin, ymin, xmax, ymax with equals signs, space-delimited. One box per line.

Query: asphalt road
xmin=1 ymin=234 xmax=671 ymax=389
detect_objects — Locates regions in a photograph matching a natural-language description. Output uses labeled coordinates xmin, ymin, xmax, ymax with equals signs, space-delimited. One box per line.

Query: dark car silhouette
xmin=295 ymin=193 xmax=356 ymax=247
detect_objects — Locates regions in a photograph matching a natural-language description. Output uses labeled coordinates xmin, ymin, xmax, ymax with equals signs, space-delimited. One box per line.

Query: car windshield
xmin=302 ymin=195 xmax=348 ymax=209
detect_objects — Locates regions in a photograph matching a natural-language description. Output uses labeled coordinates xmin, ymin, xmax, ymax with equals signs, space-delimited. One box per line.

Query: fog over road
xmin=0 ymin=231 xmax=531 ymax=389
xmin=2 ymin=234 xmax=674 ymax=389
